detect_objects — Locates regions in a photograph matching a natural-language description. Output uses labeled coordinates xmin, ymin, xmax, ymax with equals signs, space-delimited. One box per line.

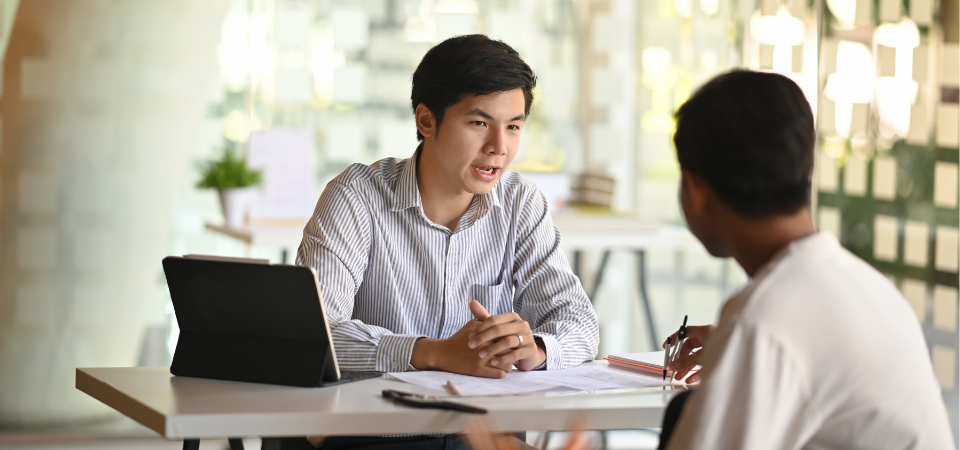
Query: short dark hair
xmin=411 ymin=35 xmax=537 ymax=141
xmin=673 ymin=70 xmax=815 ymax=218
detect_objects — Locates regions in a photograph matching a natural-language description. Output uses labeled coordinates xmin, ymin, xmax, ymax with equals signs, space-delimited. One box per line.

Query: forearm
xmin=410 ymin=337 xmax=438 ymax=370
xmin=331 ymin=322 xmax=424 ymax=372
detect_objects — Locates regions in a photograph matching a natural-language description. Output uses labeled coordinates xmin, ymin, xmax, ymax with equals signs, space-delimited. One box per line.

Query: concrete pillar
xmin=0 ymin=0 xmax=228 ymax=427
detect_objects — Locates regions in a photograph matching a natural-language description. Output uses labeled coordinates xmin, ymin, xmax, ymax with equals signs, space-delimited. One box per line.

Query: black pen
xmin=382 ymin=389 xmax=487 ymax=414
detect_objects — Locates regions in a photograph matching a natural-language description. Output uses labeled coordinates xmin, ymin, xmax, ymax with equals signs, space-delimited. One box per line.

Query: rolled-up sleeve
xmin=512 ymin=190 xmax=600 ymax=370
xmin=296 ymin=181 xmax=424 ymax=372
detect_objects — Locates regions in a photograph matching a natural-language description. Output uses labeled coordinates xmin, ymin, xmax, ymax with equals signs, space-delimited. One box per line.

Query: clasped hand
xmin=411 ymin=300 xmax=546 ymax=378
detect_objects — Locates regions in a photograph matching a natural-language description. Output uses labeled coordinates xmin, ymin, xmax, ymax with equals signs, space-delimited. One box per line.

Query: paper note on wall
xmin=936 ymin=226 xmax=959 ymax=272
xmin=873 ymin=156 xmax=896 ymax=199
xmin=900 ymin=278 xmax=927 ymax=321
xmin=933 ymin=285 xmax=958 ymax=332
xmin=932 ymin=345 xmax=956 ymax=390
xmin=934 ymin=162 xmax=958 ymax=207
xmin=246 ymin=129 xmax=318 ymax=223
xmin=904 ymin=221 xmax=929 ymax=267
xmin=818 ymin=155 xmax=838 ymax=192
xmin=818 ymin=207 xmax=841 ymax=238
xmin=844 ymin=156 xmax=867 ymax=196
xmin=936 ymin=104 xmax=959 ymax=148
xmin=874 ymin=215 xmax=899 ymax=262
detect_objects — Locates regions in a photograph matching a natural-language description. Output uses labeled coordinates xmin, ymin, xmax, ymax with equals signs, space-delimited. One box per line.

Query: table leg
xmin=587 ymin=250 xmax=611 ymax=303
xmin=261 ymin=438 xmax=281 ymax=450
xmin=182 ymin=440 xmax=199 ymax=450
xmin=636 ymin=250 xmax=659 ymax=350
xmin=229 ymin=438 xmax=246 ymax=450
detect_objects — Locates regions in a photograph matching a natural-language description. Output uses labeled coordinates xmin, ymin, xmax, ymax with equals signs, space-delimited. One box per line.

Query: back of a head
xmin=673 ymin=70 xmax=815 ymax=218
xmin=411 ymin=34 xmax=536 ymax=141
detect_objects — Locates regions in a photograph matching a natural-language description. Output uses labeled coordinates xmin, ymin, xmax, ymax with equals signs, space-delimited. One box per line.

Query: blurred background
xmin=0 ymin=0 xmax=954 ymax=448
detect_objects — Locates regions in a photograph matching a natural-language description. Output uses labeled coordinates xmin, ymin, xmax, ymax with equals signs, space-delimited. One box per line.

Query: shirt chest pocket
xmin=469 ymin=281 xmax=514 ymax=316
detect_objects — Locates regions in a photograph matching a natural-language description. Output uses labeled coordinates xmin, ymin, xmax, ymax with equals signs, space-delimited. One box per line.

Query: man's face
xmin=426 ymin=89 xmax=525 ymax=195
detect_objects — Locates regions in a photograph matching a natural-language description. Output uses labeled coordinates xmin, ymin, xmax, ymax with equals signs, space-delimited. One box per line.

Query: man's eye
xmin=472 ymin=121 xmax=486 ymax=126
xmin=508 ymin=125 xmax=521 ymax=131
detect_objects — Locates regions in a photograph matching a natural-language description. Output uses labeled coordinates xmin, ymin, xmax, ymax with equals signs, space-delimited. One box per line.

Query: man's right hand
xmin=663 ymin=324 xmax=715 ymax=384
xmin=410 ymin=320 xmax=510 ymax=378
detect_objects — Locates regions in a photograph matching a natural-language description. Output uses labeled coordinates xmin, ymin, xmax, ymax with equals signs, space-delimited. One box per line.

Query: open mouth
xmin=472 ymin=166 xmax=500 ymax=177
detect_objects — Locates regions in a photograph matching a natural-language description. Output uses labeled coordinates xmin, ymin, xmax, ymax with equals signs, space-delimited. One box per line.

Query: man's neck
xmin=725 ymin=208 xmax=818 ymax=277
xmin=416 ymin=143 xmax=474 ymax=231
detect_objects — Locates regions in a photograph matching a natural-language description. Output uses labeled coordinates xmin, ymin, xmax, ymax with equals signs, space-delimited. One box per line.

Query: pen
xmin=382 ymin=389 xmax=487 ymax=414
xmin=663 ymin=337 xmax=673 ymax=380
xmin=444 ymin=381 xmax=462 ymax=396
xmin=669 ymin=315 xmax=689 ymax=379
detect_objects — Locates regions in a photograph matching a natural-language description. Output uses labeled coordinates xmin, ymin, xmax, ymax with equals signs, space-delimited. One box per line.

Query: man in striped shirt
xmin=292 ymin=35 xmax=599 ymax=448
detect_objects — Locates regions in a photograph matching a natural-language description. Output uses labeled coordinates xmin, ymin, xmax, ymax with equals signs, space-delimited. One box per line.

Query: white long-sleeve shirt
xmin=668 ymin=233 xmax=954 ymax=450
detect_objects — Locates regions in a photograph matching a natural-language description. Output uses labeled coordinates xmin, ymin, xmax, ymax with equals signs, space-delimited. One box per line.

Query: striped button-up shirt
xmin=296 ymin=153 xmax=599 ymax=373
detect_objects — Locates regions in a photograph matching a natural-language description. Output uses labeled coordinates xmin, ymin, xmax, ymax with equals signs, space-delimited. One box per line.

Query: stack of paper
xmin=604 ymin=351 xmax=699 ymax=379
xmin=387 ymin=363 xmax=683 ymax=397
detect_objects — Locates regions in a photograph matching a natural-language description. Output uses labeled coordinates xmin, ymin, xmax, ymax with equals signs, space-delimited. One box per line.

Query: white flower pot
xmin=219 ymin=187 xmax=257 ymax=228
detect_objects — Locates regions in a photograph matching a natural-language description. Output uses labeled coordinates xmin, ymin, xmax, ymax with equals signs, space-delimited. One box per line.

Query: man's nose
xmin=485 ymin=128 xmax=507 ymax=155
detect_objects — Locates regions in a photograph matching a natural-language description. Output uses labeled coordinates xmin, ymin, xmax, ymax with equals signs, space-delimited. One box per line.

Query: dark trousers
xmin=278 ymin=435 xmax=468 ymax=450
xmin=657 ymin=389 xmax=694 ymax=450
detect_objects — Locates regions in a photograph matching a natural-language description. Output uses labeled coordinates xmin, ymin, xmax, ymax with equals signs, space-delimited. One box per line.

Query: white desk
xmin=76 ymin=363 xmax=681 ymax=445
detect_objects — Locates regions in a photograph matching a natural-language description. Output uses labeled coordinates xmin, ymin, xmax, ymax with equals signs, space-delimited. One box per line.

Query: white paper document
xmin=387 ymin=364 xmax=682 ymax=397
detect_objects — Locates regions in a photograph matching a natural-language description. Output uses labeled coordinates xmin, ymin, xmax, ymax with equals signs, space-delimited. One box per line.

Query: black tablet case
xmin=163 ymin=257 xmax=347 ymax=387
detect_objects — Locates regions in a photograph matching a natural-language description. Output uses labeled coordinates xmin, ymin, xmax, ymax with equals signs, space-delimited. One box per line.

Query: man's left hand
xmin=467 ymin=301 xmax=546 ymax=371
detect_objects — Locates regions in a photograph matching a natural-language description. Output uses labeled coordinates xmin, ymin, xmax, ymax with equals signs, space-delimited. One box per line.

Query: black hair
xmin=411 ymin=34 xmax=537 ymax=141
xmin=673 ymin=70 xmax=815 ymax=218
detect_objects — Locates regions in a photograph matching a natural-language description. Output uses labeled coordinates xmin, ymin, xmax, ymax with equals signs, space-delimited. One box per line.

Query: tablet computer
xmin=162 ymin=255 xmax=381 ymax=387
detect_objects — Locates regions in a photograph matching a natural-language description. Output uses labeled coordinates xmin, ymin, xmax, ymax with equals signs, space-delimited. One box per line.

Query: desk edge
xmin=75 ymin=368 xmax=167 ymax=437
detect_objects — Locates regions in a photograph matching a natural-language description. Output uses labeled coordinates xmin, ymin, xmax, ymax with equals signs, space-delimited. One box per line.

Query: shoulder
xmin=494 ymin=169 xmax=546 ymax=209
xmin=732 ymin=235 xmax=916 ymax=353
xmin=330 ymin=157 xmax=406 ymax=190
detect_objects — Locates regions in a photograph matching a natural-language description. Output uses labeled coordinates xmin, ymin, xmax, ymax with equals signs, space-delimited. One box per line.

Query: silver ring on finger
xmin=517 ymin=334 xmax=524 ymax=347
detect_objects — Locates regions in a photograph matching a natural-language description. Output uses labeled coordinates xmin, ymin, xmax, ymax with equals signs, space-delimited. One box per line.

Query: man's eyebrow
xmin=466 ymin=108 xmax=494 ymax=120
xmin=466 ymin=108 xmax=526 ymax=122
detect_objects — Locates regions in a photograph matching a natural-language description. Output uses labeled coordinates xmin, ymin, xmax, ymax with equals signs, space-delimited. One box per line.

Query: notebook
xmin=604 ymin=351 xmax=700 ymax=379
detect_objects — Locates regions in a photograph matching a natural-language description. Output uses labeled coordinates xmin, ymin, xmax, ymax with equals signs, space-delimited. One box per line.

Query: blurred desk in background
xmin=553 ymin=216 xmax=702 ymax=349
xmin=206 ymin=216 xmax=703 ymax=348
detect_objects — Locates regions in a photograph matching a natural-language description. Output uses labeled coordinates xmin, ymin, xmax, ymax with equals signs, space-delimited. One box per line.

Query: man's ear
xmin=415 ymin=104 xmax=436 ymax=139
xmin=681 ymin=169 xmax=712 ymax=213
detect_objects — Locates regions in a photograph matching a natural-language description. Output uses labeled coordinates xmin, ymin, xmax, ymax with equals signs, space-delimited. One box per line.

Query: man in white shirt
xmin=466 ymin=69 xmax=955 ymax=450
xmin=659 ymin=70 xmax=954 ymax=449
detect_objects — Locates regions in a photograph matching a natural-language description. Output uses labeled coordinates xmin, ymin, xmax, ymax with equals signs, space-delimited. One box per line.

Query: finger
xmin=685 ymin=325 xmax=715 ymax=341
xmin=670 ymin=355 xmax=700 ymax=381
xmin=470 ymin=320 xmax=527 ymax=349
xmin=488 ymin=346 xmax=533 ymax=369
xmin=470 ymin=312 xmax=522 ymax=338
xmin=685 ymin=372 xmax=701 ymax=384
xmin=678 ymin=337 xmax=700 ymax=356
xmin=478 ymin=334 xmax=524 ymax=359
xmin=470 ymin=300 xmax=491 ymax=322
xmin=669 ymin=352 xmax=699 ymax=372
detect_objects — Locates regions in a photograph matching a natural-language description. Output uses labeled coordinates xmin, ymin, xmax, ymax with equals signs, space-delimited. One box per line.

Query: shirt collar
xmin=391 ymin=145 xmax=503 ymax=214
xmin=391 ymin=147 xmax=422 ymax=212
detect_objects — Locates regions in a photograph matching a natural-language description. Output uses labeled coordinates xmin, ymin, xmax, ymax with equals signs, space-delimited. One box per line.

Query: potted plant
xmin=197 ymin=147 xmax=264 ymax=228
